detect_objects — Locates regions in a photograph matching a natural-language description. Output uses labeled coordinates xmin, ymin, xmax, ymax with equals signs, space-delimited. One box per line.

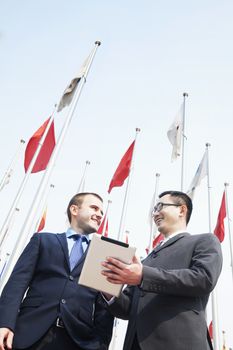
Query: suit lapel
xmin=56 ymin=233 xmax=70 ymax=269
xmin=56 ymin=233 xmax=90 ymax=273
xmin=165 ymin=231 xmax=189 ymax=245
xmin=157 ymin=232 xmax=190 ymax=251
xmin=146 ymin=232 xmax=190 ymax=259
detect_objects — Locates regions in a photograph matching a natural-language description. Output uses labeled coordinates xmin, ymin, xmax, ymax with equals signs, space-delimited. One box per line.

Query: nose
xmin=96 ymin=209 xmax=103 ymax=219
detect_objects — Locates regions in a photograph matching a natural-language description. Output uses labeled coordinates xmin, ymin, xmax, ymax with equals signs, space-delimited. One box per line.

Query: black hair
xmin=159 ymin=190 xmax=193 ymax=224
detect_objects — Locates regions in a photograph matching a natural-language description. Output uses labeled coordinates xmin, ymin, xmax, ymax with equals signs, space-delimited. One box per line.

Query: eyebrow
xmin=90 ymin=205 xmax=103 ymax=216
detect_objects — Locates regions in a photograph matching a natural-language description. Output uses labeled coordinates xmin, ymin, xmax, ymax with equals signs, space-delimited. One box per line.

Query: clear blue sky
xmin=0 ymin=1 xmax=233 ymax=348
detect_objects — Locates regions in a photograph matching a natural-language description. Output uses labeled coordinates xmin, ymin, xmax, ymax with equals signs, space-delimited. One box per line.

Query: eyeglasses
xmin=152 ymin=202 xmax=181 ymax=214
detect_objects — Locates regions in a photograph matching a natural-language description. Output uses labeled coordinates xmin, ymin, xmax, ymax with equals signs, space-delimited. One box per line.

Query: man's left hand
xmin=101 ymin=255 xmax=142 ymax=285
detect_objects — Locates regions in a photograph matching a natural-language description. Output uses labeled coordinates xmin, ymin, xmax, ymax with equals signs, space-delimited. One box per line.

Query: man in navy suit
xmin=0 ymin=192 xmax=114 ymax=350
xmin=102 ymin=190 xmax=222 ymax=350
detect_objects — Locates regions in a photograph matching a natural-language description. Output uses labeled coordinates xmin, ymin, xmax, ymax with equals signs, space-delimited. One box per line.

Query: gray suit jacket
xmin=108 ymin=232 xmax=222 ymax=350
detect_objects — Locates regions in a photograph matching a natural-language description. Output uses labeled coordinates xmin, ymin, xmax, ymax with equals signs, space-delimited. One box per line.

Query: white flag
xmin=57 ymin=53 xmax=91 ymax=112
xmin=186 ymin=151 xmax=208 ymax=199
xmin=148 ymin=190 xmax=156 ymax=232
xmin=167 ymin=103 xmax=183 ymax=162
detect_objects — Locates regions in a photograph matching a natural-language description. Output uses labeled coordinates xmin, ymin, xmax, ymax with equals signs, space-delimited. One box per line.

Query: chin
xmin=90 ymin=225 xmax=98 ymax=233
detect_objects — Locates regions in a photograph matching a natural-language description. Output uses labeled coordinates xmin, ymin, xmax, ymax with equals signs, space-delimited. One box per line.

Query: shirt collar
xmin=162 ymin=230 xmax=185 ymax=244
xmin=66 ymin=228 xmax=91 ymax=242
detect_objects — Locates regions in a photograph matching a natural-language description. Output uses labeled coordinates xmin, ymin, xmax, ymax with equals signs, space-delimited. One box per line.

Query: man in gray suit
xmin=102 ymin=190 xmax=222 ymax=350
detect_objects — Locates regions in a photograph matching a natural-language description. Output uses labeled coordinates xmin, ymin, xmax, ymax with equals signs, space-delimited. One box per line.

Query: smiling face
xmin=70 ymin=194 xmax=103 ymax=234
xmin=153 ymin=194 xmax=187 ymax=237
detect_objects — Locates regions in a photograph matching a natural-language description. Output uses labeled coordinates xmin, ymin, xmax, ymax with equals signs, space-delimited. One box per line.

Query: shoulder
xmin=188 ymin=233 xmax=222 ymax=255
xmin=190 ymin=233 xmax=220 ymax=244
xmin=30 ymin=232 xmax=65 ymax=243
xmin=181 ymin=233 xmax=221 ymax=251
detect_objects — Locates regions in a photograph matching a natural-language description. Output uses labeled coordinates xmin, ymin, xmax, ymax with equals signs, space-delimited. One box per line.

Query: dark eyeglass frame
xmin=152 ymin=202 xmax=182 ymax=214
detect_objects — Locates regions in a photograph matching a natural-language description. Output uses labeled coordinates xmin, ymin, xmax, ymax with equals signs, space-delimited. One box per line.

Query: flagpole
xmin=206 ymin=142 xmax=221 ymax=350
xmin=117 ymin=128 xmax=140 ymax=241
xmin=0 ymin=253 xmax=10 ymax=279
xmin=77 ymin=160 xmax=90 ymax=193
xmin=0 ymin=41 xmax=101 ymax=291
xmin=181 ymin=92 xmax=188 ymax=191
xmin=224 ymin=182 xmax=233 ymax=282
xmin=0 ymin=138 xmax=25 ymax=259
xmin=0 ymin=109 xmax=56 ymax=250
xmin=0 ymin=207 xmax=19 ymax=267
xmin=148 ymin=173 xmax=160 ymax=252
xmin=222 ymin=330 xmax=227 ymax=350
xmin=0 ymin=139 xmax=25 ymax=192
xmin=206 ymin=143 xmax=212 ymax=231
xmin=125 ymin=229 xmax=129 ymax=244
xmin=33 ymin=184 xmax=55 ymax=233
xmin=102 ymin=200 xmax=111 ymax=236
xmin=109 ymin=318 xmax=120 ymax=350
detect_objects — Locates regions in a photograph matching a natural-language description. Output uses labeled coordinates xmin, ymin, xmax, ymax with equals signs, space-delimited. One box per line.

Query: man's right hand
xmin=0 ymin=328 xmax=14 ymax=350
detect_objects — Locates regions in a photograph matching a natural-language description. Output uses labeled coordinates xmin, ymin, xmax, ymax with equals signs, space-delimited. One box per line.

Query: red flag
xmin=214 ymin=191 xmax=226 ymax=242
xmin=152 ymin=232 xmax=164 ymax=248
xmin=37 ymin=208 xmax=47 ymax=232
xmin=24 ymin=117 xmax=56 ymax=173
xmin=145 ymin=233 xmax=164 ymax=255
xmin=97 ymin=214 xmax=108 ymax=237
xmin=208 ymin=321 xmax=213 ymax=340
xmin=108 ymin=141 xmax=135 ymax=193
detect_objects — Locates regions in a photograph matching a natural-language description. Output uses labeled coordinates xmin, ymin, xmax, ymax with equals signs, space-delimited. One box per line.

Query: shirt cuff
xmin=101 ymin=293 xmax=116 ymax=305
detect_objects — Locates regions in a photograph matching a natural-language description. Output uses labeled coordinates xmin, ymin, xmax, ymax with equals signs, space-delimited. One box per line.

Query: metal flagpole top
xmin=95 ymin=40 xmax=101 ymax=46
xmin=183 ymin=92 xmax=188 ymax=97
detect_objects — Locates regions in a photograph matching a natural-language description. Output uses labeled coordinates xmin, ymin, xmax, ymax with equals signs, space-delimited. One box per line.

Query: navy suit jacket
xmin=0 ymin=232 xmax=114 ymax=349
xmin=108 ymin=232 xmax=222 ymax=350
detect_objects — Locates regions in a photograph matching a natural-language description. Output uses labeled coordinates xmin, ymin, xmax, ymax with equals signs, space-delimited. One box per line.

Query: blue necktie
xmin=69 ymin=235 xmax=85 ymax=270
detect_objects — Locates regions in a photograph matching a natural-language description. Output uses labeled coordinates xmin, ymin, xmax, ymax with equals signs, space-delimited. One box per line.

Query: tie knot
xmin=69 ymin=235 xmax=87 ymax=270
xmin=70 ymin=234 xmax=88 ymax=244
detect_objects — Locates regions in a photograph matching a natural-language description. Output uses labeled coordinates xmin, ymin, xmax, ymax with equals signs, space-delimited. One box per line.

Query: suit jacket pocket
xmin=78 ymin=305 xmax=94 ymax=328
xmin=20 ymin=296 xmax=43 ymax=308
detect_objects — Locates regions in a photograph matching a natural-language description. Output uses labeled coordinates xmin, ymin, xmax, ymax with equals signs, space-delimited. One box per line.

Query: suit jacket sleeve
xmin=141 ymin=234 xmax=222 ymax=297
xmin=106 ymin=285 xmax=135 ymax=320
xmin=0 ymin=234 xmax=40 ymax=331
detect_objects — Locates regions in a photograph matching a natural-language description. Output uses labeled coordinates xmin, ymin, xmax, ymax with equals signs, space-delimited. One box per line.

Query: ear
xmin=70 ymin=204 xmax=79 ymax=217
xmin=179 ymin=204 xmax=187 ymax=219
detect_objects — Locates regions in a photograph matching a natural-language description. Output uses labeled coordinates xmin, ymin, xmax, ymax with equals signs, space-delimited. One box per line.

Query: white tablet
xmin=78 ymin=233 xmax=136 ymax=297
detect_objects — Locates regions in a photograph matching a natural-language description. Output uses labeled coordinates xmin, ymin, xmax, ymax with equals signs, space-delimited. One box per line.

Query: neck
xmin=161 ymin=225 xmax=187 ymax=238
xmin=70 ymin=225 xmax=84 ymax=234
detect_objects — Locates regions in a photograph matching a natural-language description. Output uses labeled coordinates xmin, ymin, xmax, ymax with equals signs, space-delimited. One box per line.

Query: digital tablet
xmin=78 ymin=233 xmax=136 ymax=297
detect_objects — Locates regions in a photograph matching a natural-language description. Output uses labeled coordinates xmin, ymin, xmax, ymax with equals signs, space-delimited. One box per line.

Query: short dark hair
xmin=159 ymin=190 xmax=193 ymax=224
xmin=66 ymin=192 xmax=103 ymax=223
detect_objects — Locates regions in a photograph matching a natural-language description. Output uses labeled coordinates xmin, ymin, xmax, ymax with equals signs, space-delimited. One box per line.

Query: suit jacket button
xmin=61 ymin=299 xmax=66 ymax=304
xmin=69 ymin=275 xmax=74 ymax=281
